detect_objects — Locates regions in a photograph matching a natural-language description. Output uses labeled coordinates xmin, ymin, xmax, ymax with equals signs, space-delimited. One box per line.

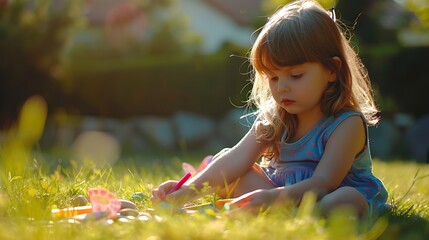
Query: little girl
xmin=151 ymin=0 xmax=388 ymax=217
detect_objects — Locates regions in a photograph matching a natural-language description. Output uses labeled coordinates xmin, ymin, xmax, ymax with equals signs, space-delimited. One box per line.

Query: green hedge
xmin=384 ymin=47 xmax=429 ymax=117
xmin=360 ymin=46 xmax=429 ymax=118
xmin=66 ymin=49 xmax=251 ymax=118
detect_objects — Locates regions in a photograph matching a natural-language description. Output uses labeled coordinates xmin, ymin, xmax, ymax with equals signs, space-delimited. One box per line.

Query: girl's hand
xmin=151 ymin=181 xmax=195 ymax=207
xmin=228 ymin=188 xmax=281 ymax=214
xmin=151 ymin=180 xmax=179 ymax=205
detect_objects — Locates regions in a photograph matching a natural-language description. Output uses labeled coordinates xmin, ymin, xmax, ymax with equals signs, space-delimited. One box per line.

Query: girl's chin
xmin=280 ymin=106 xmax=299 ymax=114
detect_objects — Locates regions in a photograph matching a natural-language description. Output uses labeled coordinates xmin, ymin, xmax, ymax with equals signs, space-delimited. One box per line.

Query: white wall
xmin=178 ymin=0 xmax=256 ymax=53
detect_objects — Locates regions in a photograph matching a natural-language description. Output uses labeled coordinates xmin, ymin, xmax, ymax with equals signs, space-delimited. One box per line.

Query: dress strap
xmin=322 ymin=112 xmax=364 ymax=145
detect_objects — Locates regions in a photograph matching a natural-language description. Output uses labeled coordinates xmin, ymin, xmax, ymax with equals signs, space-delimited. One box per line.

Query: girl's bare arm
xmin=152 ymin=120 xmax=269 ymax=205
xmin=188 ymin=123 xmax=269 ymax=193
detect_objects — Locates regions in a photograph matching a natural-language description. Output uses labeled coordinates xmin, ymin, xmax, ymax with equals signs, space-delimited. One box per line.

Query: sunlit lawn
xmin=1 ymin=95 xmax=429 ymax=237
xmin=1 ymin=83 xmax=427 ymax=239
xmin=0 ymin=149 xmax=428 ymax=240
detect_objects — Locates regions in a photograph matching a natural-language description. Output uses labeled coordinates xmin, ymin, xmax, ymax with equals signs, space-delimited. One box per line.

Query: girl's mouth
xmin=281 ymin=99 xmax=295 ymax=106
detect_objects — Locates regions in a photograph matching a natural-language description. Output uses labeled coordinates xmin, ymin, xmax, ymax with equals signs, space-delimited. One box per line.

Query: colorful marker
xmin=51 ymin=206 xmax=93 ymax=217
xmin=168 ymin=172 xmax=191 ymax=194
xmin=214 ymin=199 xmax=233 ymax=209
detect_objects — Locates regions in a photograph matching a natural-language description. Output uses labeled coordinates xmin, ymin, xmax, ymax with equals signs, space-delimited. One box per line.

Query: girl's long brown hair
xmin=248 ymin=0 xmax=378 ymax=160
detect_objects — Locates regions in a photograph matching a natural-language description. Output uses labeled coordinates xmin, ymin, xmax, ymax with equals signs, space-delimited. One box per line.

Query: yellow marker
xmin=51 ymin=206 xmax=93 ymax=217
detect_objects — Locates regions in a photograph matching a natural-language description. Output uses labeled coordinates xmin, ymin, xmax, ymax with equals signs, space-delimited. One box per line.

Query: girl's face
xmin=267 ymin=62 xmax=336 ymax=118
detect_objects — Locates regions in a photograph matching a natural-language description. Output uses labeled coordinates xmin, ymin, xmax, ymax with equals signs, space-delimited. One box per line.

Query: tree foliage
xmin=0 ymin=0 xmax=83 ymax=129
xmin=261 ymin=0 xmax=337 ymax=13
xmin=0 ymin=0 xmax=203 ymax=127
xmin=402 ymin=0 xmax=429 ymax=30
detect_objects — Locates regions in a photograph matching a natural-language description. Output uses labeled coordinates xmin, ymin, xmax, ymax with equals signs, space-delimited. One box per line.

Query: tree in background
xmin=2 ymin=0 xmax=426 ymax=124
xmin=261 ymin=0 xmax=336 ymax=14
xmin=58 ymin=0 xmax=208 ymax=117
xmin=402 ymin=0 xmax=429 ymax=30
xmin=0 ymin=0 xmax=84 ymax=129
xmin=0 ymin=0 xmax=203 ymax=126
xmin=67 ymin=0 xmax=201 ymax=60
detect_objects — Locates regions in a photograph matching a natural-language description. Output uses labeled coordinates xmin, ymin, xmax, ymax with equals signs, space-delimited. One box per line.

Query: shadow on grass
xmin=378 ymin=208 xmax=429 ymax=240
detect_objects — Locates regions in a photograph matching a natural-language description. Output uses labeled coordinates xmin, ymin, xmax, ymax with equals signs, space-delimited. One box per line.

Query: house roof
xmin=84 ymin=0 xmax=265 ymax=27
xmin=204 ymin=0 xmax=264 ymax=25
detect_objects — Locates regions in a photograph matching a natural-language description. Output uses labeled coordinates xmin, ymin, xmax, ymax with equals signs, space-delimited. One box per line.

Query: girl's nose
xmin=277 ymin=78 xmax=290 ymax=92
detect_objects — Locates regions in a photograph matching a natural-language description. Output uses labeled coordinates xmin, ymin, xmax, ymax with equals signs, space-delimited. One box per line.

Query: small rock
xmin=119 ymin=199 xmax=137 ymax=210
xmin=138 ymin=215 xmax=151 ymax=221
xmin=117 ymin=217 xmax=130 ymax=223
xmin=105 ymin=219 xmax=115 ymax=225
xmin=131 ymin=192 xmax=145 ymax=201
xmin=67 ymin=219 xmax=81 ymax=224
xmin=118 ymin=208 xmax=139 ymax=217
xmin=71 ymin=195 xmax=88 ymax=207
xmin=139 ymin=211 xmax=153 ymax=219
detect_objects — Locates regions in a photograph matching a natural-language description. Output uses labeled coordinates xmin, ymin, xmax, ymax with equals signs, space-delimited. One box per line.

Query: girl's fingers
xmin=182 ymin=163 xmax=197 ymax=176
xmin=150 ymin=189 xmax=164 ymax=205
xmin=165 ymin=187 xmax=190 ymax=206
xmin=230 ymin=195 xmax=252 ymax=209
xmin=225 ymin=200 xmax=261 ymax=216
xmin=165 ymin=191 xmax=178 ymax=202
xmin=227 ymin=189 xmax=273 ymax=213
xmin=150 ymin=181 xmax=178 ymax=205
xmin=158 ymin=181 xmax=177 ymax=193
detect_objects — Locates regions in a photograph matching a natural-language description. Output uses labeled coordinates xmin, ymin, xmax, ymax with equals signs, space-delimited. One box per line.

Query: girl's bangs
xmin=253 ymin=20 xmax=313 ymax=76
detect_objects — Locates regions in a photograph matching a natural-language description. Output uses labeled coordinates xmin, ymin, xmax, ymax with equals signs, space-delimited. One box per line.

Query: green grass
xmin=0 ymin=150 xmax=428 ymax=240
xmin=3 ymin=86 xmax=427 ymax=239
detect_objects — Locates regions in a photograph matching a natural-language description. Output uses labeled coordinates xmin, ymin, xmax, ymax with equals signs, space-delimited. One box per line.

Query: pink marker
xmin=168 ymin=172 xmax=192 ymax=194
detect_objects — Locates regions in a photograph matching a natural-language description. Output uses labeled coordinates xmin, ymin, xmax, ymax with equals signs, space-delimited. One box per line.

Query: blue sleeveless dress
xmin=262 ymin=111 xmax=389 ymax=215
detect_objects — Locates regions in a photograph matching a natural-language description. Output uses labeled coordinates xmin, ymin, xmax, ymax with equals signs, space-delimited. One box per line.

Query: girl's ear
xmin=328 ymin=56 xmax=342 ymax=82
xmin=333 ymin=56 xmax=342 ymax=69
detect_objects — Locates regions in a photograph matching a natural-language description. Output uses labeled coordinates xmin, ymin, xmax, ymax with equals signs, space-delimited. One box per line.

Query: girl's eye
xmin=291 ymin=74 xmax=303 ymax=79
xmin=269 ymin=76 xmax=279 ymax=81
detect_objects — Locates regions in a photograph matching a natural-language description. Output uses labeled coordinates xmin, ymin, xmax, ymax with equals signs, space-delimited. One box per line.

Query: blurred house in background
xmin=178 ymin=0 xmax=264 ymax=53
xmin=79 ymin=0 xmax=264 ymax=54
